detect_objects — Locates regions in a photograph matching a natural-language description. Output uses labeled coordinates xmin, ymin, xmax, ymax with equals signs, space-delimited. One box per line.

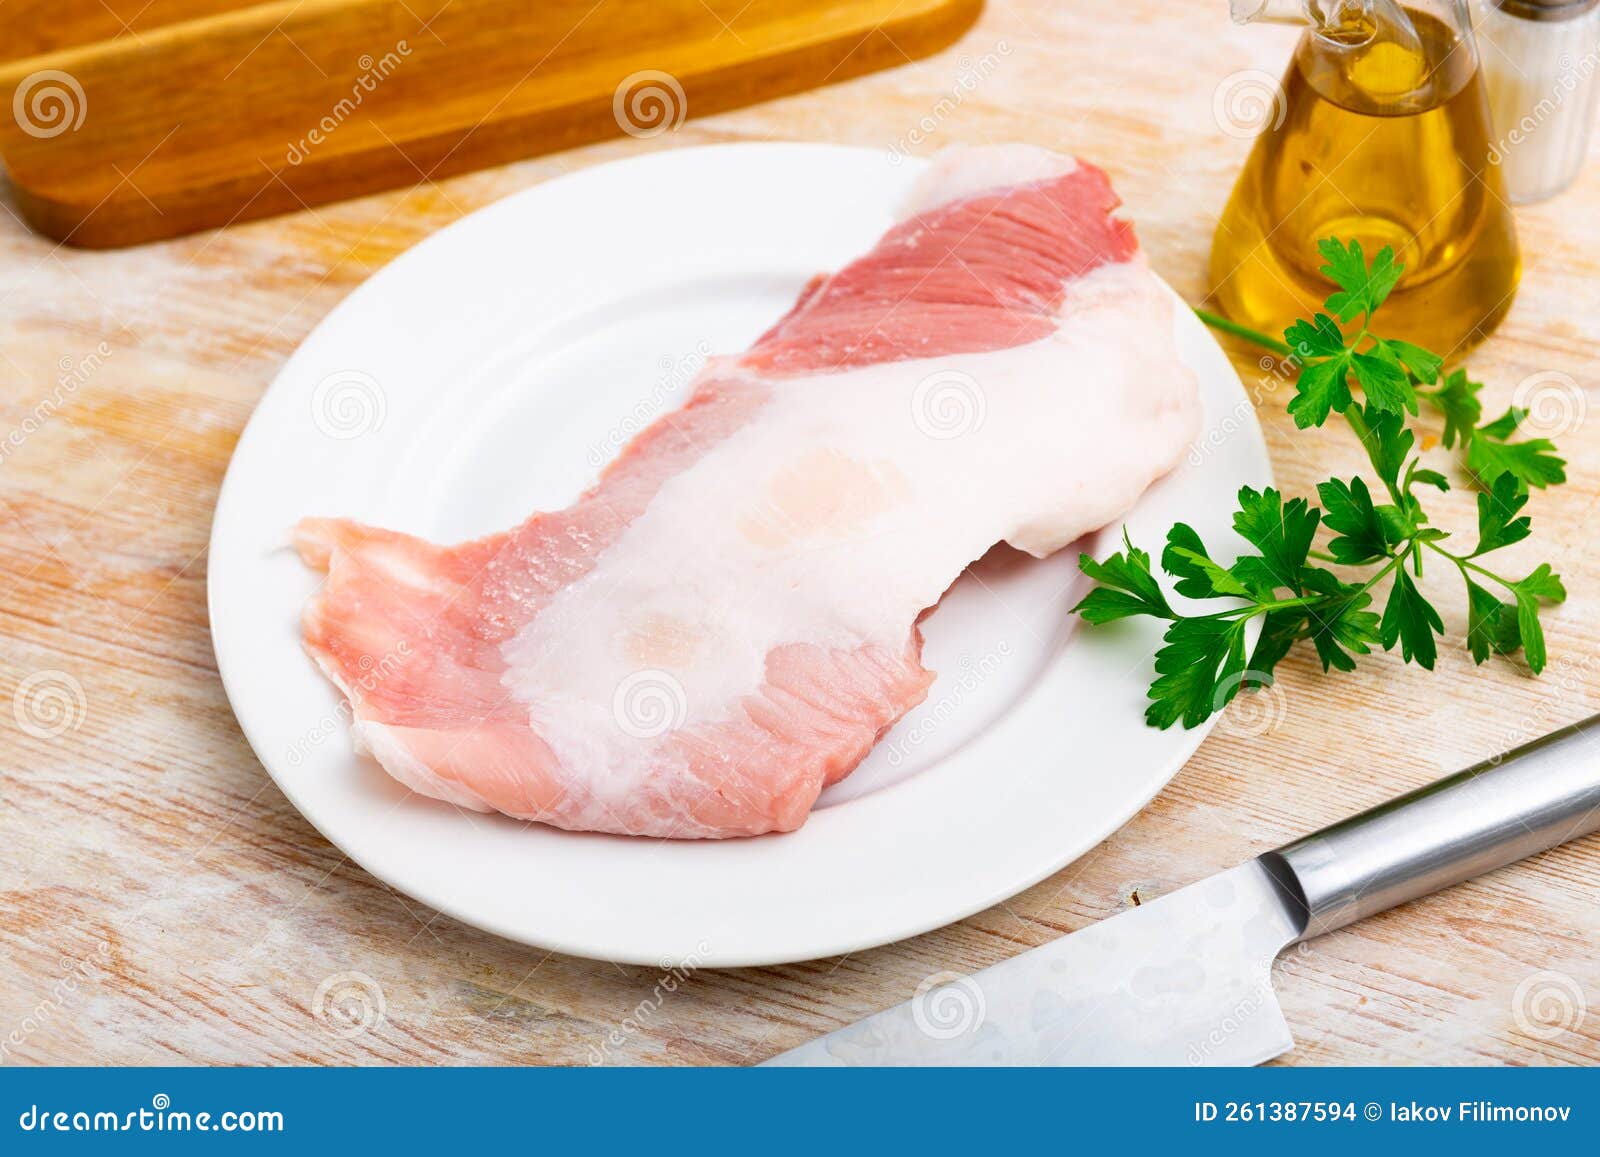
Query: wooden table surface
xmin=3 ymin=0 xmax=1598 ymax=1066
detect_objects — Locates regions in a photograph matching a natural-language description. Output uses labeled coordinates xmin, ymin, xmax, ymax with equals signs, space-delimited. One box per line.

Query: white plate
xmin=208 ymin=144 xmax=1271 ymax=967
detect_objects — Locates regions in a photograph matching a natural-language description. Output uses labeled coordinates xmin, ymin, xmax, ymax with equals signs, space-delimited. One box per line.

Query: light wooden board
xmin=1 ymin=1 xmax=1598 ymax=1066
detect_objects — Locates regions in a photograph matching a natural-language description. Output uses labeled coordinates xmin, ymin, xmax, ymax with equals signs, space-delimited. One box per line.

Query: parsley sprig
xmin=1074 ymin=239 xmax=1567 ymax=730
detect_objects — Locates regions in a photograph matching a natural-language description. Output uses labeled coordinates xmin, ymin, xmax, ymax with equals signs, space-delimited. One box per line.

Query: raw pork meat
xmin=295 ymin=144 xmax=1201 ymax=838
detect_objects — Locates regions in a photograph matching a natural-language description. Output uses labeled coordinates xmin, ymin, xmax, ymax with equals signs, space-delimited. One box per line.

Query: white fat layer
xmin=897 ymin=145 xmax=1078 ymax=219
xmin=500 ymin=261 xmax=1199 ymax=802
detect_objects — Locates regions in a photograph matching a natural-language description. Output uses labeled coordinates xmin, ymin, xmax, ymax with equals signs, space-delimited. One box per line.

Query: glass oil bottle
xmin=1210 ymin=0 xmax=1521 ymax=355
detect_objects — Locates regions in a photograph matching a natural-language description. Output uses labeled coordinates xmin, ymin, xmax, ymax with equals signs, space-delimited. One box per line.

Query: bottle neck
xmin=1294 ymin=2 xmax=1478 ymax=114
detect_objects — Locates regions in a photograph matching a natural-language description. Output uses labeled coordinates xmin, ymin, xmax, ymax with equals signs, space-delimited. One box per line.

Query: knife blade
xmin=767 ymin=860 xmax=1301 ymax=1066
xmin=769 ymin=715 xmax=1600 ymax=1067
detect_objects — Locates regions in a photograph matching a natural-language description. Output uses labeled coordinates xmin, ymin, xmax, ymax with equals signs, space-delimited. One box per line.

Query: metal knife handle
xmin=1261 ymin=715 xmax=1600 ymax=940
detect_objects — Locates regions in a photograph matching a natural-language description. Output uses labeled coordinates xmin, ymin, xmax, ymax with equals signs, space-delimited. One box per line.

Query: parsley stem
xmin=1192 ymin=593 xmax=1330 ymax=622
xmin=1193 ymin=309 xmax=1294 ymax=358
xmin=1423 ymin=540 xmax=1515 ymax=591
xmin=1349 ymin=543 xmax=1413 ymax=603
xmin=1254 ymin=595 xmax=1326 ymax=613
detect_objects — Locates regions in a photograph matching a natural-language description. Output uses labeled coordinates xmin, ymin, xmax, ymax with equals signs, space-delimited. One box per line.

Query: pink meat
xmin=295 ymin=145 xmax=1196 ymax=838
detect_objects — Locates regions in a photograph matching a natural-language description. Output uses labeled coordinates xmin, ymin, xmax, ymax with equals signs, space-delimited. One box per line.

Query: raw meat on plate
xmin=295 ymin=144 xmax=1202 ymax=838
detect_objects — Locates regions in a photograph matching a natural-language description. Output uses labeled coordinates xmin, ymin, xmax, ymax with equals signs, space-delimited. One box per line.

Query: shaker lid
xmin=1494 ymin=0 xmax=1600 ymax=21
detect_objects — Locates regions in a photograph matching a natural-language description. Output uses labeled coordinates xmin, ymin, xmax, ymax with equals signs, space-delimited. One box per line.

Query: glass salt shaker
xmin=1477 ymin=0 xmax=1600 ymax=202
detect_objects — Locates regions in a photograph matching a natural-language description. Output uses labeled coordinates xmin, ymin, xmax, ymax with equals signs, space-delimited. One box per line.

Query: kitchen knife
xmin=767 ymin=715 xmax=1600 ymax=1066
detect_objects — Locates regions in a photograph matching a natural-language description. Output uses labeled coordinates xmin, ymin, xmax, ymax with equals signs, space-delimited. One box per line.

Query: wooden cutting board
xmin=0 ymin=0 xmax=981 ymax=248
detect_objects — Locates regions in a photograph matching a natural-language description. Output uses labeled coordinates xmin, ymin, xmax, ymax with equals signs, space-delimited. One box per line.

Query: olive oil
xmin=1209 ymin=5 xmax=1519 ymax=355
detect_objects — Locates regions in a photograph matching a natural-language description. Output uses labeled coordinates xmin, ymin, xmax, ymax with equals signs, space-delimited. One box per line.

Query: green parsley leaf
xmin=1379 ymin=566 xmax=1444 ymax=669
xmin=1284 ymin=312 xmax=1347 ymax=359
xmin=1301 ymin=567 xmax=1381 ymax=672
xmin=1355 ymin=405 xmax=1415 ymax=489
xmin=1375 ymin=495 xmax=1426 ymax=543
xmin=1231 ymin=487 xmax=1319 ymax=586
xmin=1464 ymin=579 xmax=1513 ymax=665
xmin=1377 ymin=337 xmax=1443 ymax=384
xmin=1287 ymin=356 xmax=1353 ymax=428
xmin=1516 ymin=565 xmax=1566 ymax=664
xmin=1247 ymin=608 xmax=1307 ymax=683
xmin=1480 ymin=407 xmax=1524 ymax=440
xmin=1514 ymin=593 xmax=1547 ymax=674
xmin=1515 ymin=562 xmax=1567 ymax=602
xmin=1161 ymin=523 xmax=1255 ymax=600
xmin=1147 ymin=617 xmax=1249 ymax=730
xmin=1351 ymin=346 xmax=1417 ymax=415
xmin=1072 ymin=532 xmax=1173 ymax=624
xmin=1472 ymin=472 xmax=1531 ymax=556
xmin=1317 ymin=476 xmax=1390 ymax=564
xmin=1467 ymin=417 xmax=1567 ymax=490
xmin=1319 ymin=238 xmax=1402 ymax=322
xmin=1422 ymin=369 xmax=1483 ymax=449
